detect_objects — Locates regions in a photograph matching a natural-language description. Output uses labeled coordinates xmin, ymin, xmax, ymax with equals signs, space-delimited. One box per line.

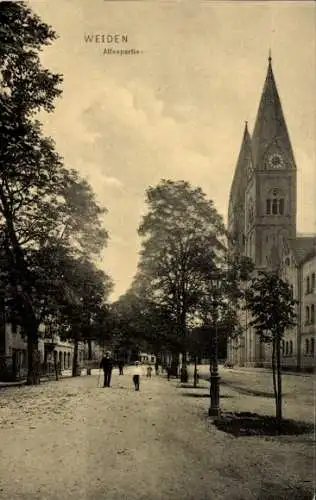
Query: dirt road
xmin=0 ymin=367 xmax=313 ymax=499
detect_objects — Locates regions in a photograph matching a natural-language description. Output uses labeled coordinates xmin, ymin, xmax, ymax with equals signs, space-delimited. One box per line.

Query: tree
xmin=137 ymin=179 xmax=227 ymax=379
xmin=55 ymin=256 xmax=113 ymax=377
xmin=192 ymin=255 xmax=254 ymax=374
xmin=0 ymin=2 xmax=108 ymax=383
xmin=245 ymin=271 xmax=297 ymax=426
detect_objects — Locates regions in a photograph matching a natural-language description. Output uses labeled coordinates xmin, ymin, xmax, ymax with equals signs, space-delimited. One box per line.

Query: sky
xmin=27 ymin=0 xmax=316 ymax=300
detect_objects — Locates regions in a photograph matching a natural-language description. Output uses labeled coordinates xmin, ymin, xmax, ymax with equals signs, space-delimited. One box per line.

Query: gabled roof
xmin=288 ymin=236 xmax=316 ymax=265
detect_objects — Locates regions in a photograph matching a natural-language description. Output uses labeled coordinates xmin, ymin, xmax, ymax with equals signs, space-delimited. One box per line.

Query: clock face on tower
xmin=267 ymin=153 xmax=284 ymax=169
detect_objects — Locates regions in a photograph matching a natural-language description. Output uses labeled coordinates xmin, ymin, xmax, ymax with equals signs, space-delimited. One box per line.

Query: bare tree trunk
xmin=179 ymin=308 xmax=188 ymax=382
xmin=193 ymin=355 xmax=198 ymax=388
xmin=276 ymin=336 xmax=283 ymax=428
xmin=72 ymin=339 xmax=79 ymax=377
xmin=27 ymin=337 xmax=40 ymax=385
xmin=87 ymin=339 xmax=92 ymax=375
xmin=26 ymin=319 xmax=40 ymax=385
xmin=53 ymin=351 xmax=59 ymax=381
xmin=272 ymin=339 xmax=277 ymax=406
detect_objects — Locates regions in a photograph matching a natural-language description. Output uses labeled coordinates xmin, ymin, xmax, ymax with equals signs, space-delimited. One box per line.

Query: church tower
xmin=245 ymin=55 xmax=297 ymax=269
xmin=227 ymin=54 xmax=298 ymax=367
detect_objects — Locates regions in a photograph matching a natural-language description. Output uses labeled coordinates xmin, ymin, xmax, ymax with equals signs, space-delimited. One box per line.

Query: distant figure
xmin=118 ymin=360 xmax=124 ymax=375
xmin=131 ymin=361 xmax=142 ymax=391
xmin=146 ymin=365 xmax=153 ymax=378
xmin=155 ymin=361 xmax=159 ymax=375
xmin=166 ymin=365 xmax=171 ymax=381
xmin=100 ymin=352 xmax=114 ymax=388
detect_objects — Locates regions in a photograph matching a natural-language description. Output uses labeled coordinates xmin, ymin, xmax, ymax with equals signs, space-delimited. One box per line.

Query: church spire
xmin=229 ymin=121 xmax=252 ymax=204
xmin=252 ymin=54 xmax=295 ymax=169
xmin=238 ymin=120 xmax=252 ymax=172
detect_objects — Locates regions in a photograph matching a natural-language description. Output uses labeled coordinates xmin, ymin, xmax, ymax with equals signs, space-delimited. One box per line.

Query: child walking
xmin=131 ymin=361 xmax=142 ymax=391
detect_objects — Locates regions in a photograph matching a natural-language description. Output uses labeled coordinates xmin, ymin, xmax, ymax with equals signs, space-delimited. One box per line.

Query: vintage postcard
xmin=0 ymin=1 xmax=315 ymax=499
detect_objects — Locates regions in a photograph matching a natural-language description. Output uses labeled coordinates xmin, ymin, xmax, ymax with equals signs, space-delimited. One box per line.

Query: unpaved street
xmin=0 ymin=368 xmax=313 ymax=500
xmin=197 ymin=365 xmax=314 ymax=423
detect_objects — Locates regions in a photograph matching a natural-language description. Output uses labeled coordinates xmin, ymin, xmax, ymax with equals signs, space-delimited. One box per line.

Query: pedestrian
xmin=100 ymin=351 xmax=114 ymax=388
xmin=118 ymin=360 xmax=124 ymax=375
xmin=131 ymin=361 xmax=142 ymax=391
xmin=155 ymin=360 xmax=159 ymax=375
xmin=146 ymin=365 xmax=153 ymax=378
xmin=166 ymin=365 xmax=171 ymax=381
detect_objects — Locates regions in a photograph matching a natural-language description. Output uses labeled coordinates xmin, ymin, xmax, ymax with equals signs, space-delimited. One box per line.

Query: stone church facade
xmin=227 ymin=56 xmax=315 ymax=370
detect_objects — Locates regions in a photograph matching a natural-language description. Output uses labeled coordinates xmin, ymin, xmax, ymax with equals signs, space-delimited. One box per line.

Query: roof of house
xmin=289 ymin=236 xmax=316 ymax=265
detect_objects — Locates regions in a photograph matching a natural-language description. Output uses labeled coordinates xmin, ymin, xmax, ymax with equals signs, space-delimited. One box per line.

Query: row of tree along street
xmin=0 ymin=2 xmax=113 ymax=384
xmin=1 ymin=3 xmax=298 ymax=429
xmin=110 ymin=179 xmax=297 ymax=426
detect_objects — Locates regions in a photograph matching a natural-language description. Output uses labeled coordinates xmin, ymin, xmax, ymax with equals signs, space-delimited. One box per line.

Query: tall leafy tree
xmin=0 ymin=2 xmax=108 ymax=383
xmin=56 ymin=256 xmax=113 ymax=376
xmin=245 ymin=271 xmax=297 ymax=426
xmin=137 ymin=179 xmax=227 ymax=372
xmin=114 ymin=280 xmax=179 ymax=357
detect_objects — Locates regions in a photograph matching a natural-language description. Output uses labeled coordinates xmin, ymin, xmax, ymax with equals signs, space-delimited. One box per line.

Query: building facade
xmin=0 ymin=320 xmax=89 ymax=381
xmin=227 ymin=56 xmax=315 ymax=370
xmin=280 ymin=236 xmax=316 ymax=370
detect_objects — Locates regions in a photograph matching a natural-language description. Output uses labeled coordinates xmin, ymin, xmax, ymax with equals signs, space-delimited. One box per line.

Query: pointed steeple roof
xmin=252 ymin=54 xmax=296 ymax=169
xmin=228 ymin=121 xmax=252 ymax=255
xmin=229 ymin=121 xmax=252 ymax=205
xmin=237 ymin=121 xmax=252 ymax=173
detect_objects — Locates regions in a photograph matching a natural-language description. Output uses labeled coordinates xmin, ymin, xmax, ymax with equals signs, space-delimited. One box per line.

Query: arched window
xmin=306 ymin=276 xmax=310 ymax=294
xmin=289 ymin=340 xmax=293 ymax=355
xmin=306 ymin=306 xmax=310 ymax=324
xmin=58 ymin=351 xmax=62 ymax=369
xmin=279 ymin=199 xmax=284 ymax=215
xmin=266 ymin=188 xmax=285 ymax=216
xmin=285 ymin=341 xmax=289 ymax=355
xmin=266 ymin=197 xmax=285 ymax=215
xmin=305 ymin=339 xmax=309 ymax=355
xmin=67 ymin=352 xmax=71 ymax=368
xmin=64 ymin=352 xmax=67 ymax=369
xmin=285 ymin=257 xmax=290 ymax=266
xmin=311 ymin=305 xmax=315 ymax=324
xmin=312 ymin=273 xmax=315 ymax=292
xmin=282 ymin=340 xmax=285 ymax=355
xmin=266 ymin=199 xmax=271 ymax=215
xmin=248 ymin=200 xmax=254 ymax=224
xmin=311 ymin=338 xmax=315 ymax=355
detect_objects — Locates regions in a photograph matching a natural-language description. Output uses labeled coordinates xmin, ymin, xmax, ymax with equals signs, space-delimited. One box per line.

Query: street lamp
xmin=208 ymin=273 xmax=221 ymax=418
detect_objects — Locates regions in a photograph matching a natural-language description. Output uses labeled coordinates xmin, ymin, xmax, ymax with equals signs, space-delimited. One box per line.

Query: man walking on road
xmin=100 ymin=352 xmax=114 ymax=388
xmin=155 ymin=360 xmax=159 ymax=375
xmin=118 ymin=360 xmax=124 ymax=375
xmin=146 ymin=365 xmax=153 ymax=378
xmin=131 ymin=361 xmax=142 ymax=391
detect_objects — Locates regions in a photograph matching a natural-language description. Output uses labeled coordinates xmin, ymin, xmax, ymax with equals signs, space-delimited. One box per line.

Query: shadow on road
xmin=176 ymin=384 xmax=208 ymax=390
xmin=199 ymin=374 xmax=284 ymax=399
xmin=220 ymin=380 xmax=276 ymax=398
xmin=257 ymin=482 xmax=313 ymax=500
xmin=213 ymin=411 xmax=314 ymax=438
xmin=182 ymin=392 xmax=234 ymax=399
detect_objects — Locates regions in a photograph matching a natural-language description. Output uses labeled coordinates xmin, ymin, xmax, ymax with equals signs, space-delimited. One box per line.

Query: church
xmin=227 ymin=55 xmax=316 ymax=371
